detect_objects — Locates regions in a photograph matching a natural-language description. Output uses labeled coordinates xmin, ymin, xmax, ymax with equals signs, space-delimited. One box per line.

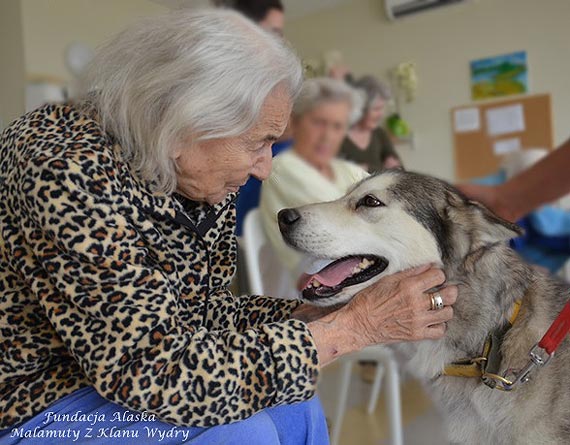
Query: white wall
xmin=285 ymin=0 xmax=570 ymax=181
xmin=0 ymin=0 xmax=168 ymax=127
xmin=21 ymin=0 xmax=169 ymax=83
xmin=0 ymin=0 xmax=26 ymax=129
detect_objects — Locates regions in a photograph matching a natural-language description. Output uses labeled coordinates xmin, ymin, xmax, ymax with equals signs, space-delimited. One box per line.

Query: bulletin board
xmin=451 ymin=93 xmax=553 ymax=180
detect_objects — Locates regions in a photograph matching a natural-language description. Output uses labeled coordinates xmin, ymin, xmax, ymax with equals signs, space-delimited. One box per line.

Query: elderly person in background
xmin=261 ymin=78 xmax=369 ymax=278
xmin=0 ymin=10 xmax=456 ymax=444
xmin=340 ymin=75 xmax=402 ymax=172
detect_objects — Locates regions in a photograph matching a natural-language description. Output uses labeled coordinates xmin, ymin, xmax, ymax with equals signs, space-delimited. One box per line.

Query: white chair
xmin=240 ymin=209 xmax=296 ymax=298
xmin=240 ymin=209 xmax=403 ymax=445
xmin=331 ymin=348 xmax=403 ymax=445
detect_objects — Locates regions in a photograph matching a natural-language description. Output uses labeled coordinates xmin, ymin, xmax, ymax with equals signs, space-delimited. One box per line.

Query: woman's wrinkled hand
xmin=342 ymin=264 xmax=457 ymax=348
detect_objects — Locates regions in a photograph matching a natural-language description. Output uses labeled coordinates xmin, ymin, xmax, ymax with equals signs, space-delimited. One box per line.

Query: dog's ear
xmin=445 ymin=190 xmax=523 ymax=246
xmin=466 ymin=200 xmax=523 ymax=243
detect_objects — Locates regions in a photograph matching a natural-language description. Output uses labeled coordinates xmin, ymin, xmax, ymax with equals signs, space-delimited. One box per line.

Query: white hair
xmin=292 ymin=77 xmax=364 ymax=126
xmin=350 ymin=75 xmax=392 ymax=110
xmin=80 ymin=9 xmax=302 ymax=194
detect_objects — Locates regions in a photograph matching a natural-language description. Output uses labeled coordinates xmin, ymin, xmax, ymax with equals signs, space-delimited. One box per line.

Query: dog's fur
xmin=280 ymin=170 xmax=570 ymax=445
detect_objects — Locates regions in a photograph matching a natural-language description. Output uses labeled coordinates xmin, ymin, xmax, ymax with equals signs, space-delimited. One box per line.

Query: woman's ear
xmin=171 ymin=133 xmax=197 ymax=160
xmin=170 ymin=139 xmax=184 ymax=160
xmin=170 ymin=148 xmax=182 ymax=160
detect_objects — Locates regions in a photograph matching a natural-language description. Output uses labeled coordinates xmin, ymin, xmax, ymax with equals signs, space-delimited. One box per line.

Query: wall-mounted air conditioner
xmin=385 ymin=0 xmax=470 ymax=21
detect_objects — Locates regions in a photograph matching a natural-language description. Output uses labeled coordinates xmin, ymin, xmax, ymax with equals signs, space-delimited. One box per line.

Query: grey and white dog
xmin=278 ymin=170 xmax=570 ymax=445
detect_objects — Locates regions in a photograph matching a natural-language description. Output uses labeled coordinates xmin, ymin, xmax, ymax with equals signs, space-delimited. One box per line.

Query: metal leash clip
xmin=500 ymin=344 xmax=553 ymax=391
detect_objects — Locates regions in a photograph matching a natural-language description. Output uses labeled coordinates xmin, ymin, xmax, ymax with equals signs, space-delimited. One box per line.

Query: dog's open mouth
xmin=298 ymin=255 xmax=388 ymax=300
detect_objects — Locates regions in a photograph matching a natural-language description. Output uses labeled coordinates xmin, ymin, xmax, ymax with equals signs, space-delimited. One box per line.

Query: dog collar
xmin=441 ymin=300 xmax=522 ymax=390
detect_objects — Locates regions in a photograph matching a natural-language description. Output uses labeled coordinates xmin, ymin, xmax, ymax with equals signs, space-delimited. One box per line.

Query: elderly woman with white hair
xmin=0 ymin=10 xmax=456 ymax=445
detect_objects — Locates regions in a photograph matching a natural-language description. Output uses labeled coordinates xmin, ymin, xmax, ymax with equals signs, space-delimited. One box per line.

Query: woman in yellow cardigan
xmin=260 ymin=78 xmax=369 ymax=285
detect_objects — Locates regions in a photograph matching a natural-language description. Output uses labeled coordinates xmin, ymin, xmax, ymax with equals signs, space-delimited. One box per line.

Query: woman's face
xmin=362 ymin=96 xmax=386 ymax=130
xmin=173 ymin=86 xmax=292 ymax=205
xmin=292 ymin=100 xmax=351 ymax=171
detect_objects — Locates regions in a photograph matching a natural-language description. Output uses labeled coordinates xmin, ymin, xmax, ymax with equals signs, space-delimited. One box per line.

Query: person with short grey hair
xmin=292 ymin=76 xmax=364 ymax=125
xmin=353 ymin=75 xmax=392 ymax=112
xmin=260 ymin=77 xmax=368 ymax=279
xmin=340 ymin=75 xmax=402 ymax=172
xmin=0 ymin=10 xmax=455 ymax=444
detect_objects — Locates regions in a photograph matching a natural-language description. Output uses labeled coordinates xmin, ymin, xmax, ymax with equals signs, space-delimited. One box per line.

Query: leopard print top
xmin=0 ymin=104 xmax=319 ymax=429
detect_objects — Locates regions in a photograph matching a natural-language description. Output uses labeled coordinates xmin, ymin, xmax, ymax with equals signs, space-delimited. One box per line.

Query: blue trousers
xmin=0 ymin=386 xmax=329 ymax=445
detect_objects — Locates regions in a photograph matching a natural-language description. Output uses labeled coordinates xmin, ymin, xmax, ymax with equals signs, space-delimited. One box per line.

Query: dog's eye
xmin=356 ymin=194 xmax=385 ymax=209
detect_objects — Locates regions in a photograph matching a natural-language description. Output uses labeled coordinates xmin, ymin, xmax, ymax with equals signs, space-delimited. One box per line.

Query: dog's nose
xmin=278 ymin=208 xmax=301 ymax=233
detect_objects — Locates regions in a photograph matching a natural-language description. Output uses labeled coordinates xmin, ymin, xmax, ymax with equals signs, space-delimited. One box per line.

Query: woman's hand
xmin=343 ymin=265 xmax=456 ymax=346
xmin=306 ymin=264 xmax=457 ymax=367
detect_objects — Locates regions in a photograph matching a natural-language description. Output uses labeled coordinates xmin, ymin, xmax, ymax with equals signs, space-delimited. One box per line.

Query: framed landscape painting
xmin=471 ymin=51 xmax=528 ymax=100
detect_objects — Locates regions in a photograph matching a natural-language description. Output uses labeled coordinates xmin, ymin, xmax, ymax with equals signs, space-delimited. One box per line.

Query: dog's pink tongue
xmin=297 ymin=257 xmax=361 ymax=290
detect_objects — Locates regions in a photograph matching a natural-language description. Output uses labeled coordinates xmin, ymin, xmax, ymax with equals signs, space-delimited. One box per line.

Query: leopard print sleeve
xmin=15 ymin=154 xmax=319 ymax=427
xmin=204 ymin=289 xmax=302 ymax=332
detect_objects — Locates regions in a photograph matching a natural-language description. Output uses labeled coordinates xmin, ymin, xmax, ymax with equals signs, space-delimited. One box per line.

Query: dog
xmin=277 ymin=170 xmax=570 ymax=445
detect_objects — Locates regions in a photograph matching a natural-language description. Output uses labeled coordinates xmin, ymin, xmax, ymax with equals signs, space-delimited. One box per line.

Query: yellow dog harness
xmin=441 ymin=301 xmax=522 ymax=390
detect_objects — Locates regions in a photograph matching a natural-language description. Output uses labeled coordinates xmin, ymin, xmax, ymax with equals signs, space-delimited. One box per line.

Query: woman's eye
xmin=356 ymin=194 xmax=385 ymax=209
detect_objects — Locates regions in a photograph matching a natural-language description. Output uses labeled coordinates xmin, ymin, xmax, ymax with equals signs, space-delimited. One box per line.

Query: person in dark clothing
xmin=340 ymin=75 xmax=402 ymax=173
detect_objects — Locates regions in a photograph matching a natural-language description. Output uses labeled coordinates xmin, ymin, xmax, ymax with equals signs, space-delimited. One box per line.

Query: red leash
xmin=502 ymin=300 xmax=570 ymax=390
xmin=538 ymin=301 xmax=570 ymax=355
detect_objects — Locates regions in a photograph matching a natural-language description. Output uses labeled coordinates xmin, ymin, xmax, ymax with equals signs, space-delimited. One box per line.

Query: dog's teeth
xmin=312 ymin=279 xmax=321 ymax=287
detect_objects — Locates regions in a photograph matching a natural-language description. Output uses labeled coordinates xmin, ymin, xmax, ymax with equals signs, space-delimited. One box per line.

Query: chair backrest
xmin=241 ymin=209 xmax=296 ymax=298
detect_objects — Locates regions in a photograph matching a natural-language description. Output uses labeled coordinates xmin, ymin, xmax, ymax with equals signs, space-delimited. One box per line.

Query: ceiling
xmin=150 ymin=0 xmax=352 ymax=20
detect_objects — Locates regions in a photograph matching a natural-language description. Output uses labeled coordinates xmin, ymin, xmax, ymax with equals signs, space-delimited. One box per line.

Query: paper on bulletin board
xmin=486 ymin=104 xmax=525 ymax=136
xmin=493 ymin=137 xmax=521 ymax=156
xmin=453 ymin=108 xmax=480 ymax=133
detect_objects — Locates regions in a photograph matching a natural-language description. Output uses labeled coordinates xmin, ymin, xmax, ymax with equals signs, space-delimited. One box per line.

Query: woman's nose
xmin=251 ymin=151 xmax=273 ymax=181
